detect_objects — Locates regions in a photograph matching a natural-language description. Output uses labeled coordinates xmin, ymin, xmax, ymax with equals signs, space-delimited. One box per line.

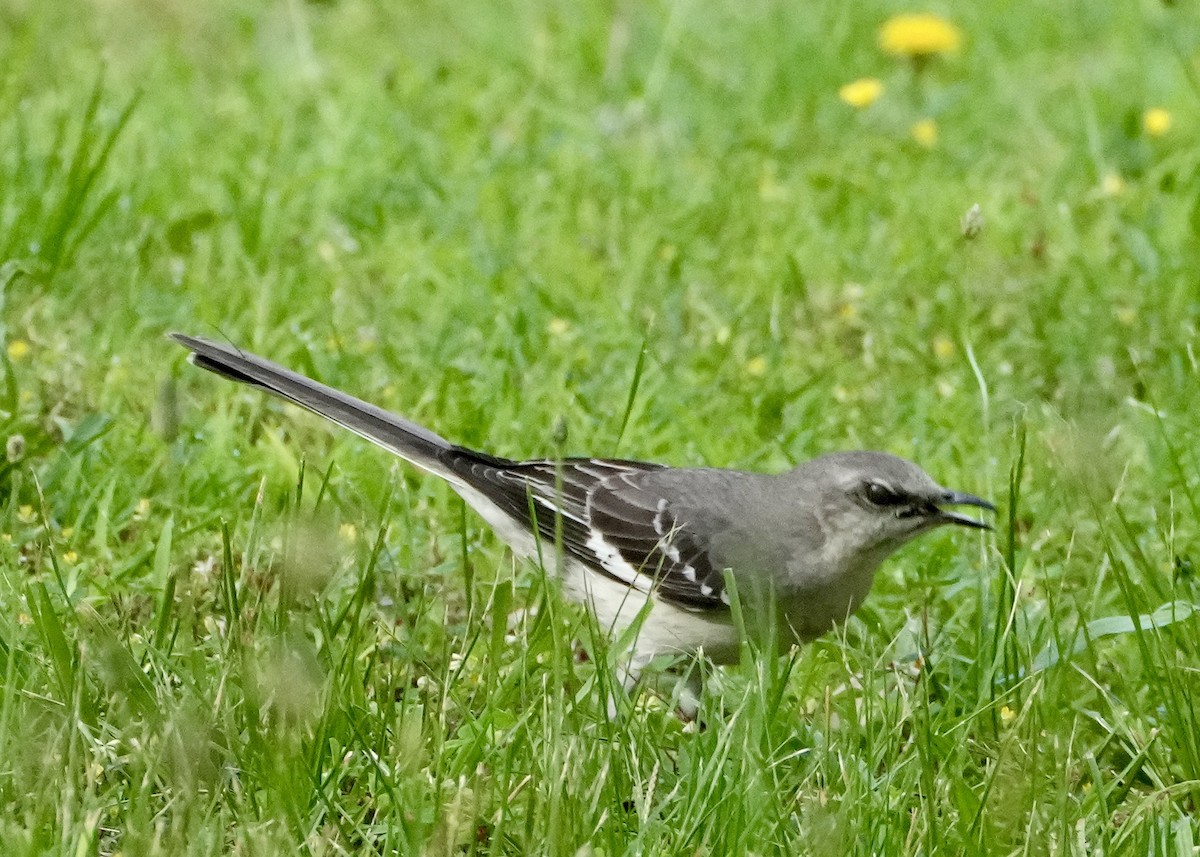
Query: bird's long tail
xmin=169 ymin=333 xmax=459 ymax=478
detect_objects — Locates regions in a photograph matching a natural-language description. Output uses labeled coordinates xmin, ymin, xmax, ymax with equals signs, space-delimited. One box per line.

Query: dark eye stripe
xmin=863 ymin=481 xmax=907 ymax=507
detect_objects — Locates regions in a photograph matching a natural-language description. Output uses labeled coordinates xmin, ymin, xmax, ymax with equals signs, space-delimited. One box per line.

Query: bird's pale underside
xmin=170 ymin=333 xmax=994 ymax=706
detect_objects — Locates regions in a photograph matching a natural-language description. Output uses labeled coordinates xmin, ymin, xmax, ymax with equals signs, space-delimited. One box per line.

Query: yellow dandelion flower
xmin=745 ymin=356 xmax=767 ymax=377
xmin=6 ymin=340 xmax=29 ymax=361
xmin=61 ymin=527 xmax=74 ymax=539
xmin=1101 ymin=173 xmax=1125 ymax=197
xmin=339 ymin=522 xmax=358 ymax=543
xmin=911 ymin=118 xmax=938 ymax=148
xmin=1 ymin=533 xmax=11 ymax=543
xmin=879 ymin=13 xmax=963 ymax=58
xmin=62 ymin=551 xmax=78 ymax=564
xmin=838 ymin=77 xmax=884 ymax=109
xmin=1000 ymin=705 xmax=1016 ymax=724
xmin=1143 ymin=107 xmax=1171 ymax=138
xmin=17 ymin=505 xmax=35 ymax=524
xmin=932 ymin=334 xmax=955 ymax=360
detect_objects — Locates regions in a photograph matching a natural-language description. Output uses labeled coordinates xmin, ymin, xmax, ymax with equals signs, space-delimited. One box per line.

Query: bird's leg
xmin=603 ymin=651 xmax=654 ymax=719
xmin=676 ymin=662 xmax=700 ymax=720
xmin=670 ymin=661 xmax=706 ymax=722
xmin=616 ymin=654 xmax=708 ymax=722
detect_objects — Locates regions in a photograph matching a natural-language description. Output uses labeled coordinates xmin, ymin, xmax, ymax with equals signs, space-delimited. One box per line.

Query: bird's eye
xmin=863 ymin=481 xmax=905 ymax=507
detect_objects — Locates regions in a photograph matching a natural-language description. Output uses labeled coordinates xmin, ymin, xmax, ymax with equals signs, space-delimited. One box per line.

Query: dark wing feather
xmin=585 ymin=476 xmax=729 ymax=610
xmin=441 ymin=452 xmax=660 ymax=579
xmin=443 ymin=451 xmax=728 ymax=611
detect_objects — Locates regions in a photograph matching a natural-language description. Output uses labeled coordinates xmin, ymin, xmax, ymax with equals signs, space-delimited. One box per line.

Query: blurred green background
xmin=1 ymin=0 xmax=1199 ymax=854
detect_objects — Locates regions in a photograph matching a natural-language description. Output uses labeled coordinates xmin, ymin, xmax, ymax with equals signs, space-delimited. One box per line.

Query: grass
xmin=1 ymin=0 xmax=1199 ymax=853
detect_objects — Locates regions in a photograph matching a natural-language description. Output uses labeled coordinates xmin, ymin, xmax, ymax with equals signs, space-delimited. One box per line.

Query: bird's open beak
xmin=935 ymin=490 xmax=996 ymax=530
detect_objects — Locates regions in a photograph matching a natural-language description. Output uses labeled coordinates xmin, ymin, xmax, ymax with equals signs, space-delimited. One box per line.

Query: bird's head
xmin=802 ymin=451 xmax=994 ymax=557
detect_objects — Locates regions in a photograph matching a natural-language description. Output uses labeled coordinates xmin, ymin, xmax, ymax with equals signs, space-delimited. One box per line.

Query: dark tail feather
xmin=169 ymin=333 xmax=457 ymax=474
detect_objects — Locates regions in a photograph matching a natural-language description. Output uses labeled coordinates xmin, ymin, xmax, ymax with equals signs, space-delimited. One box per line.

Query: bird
xmin=170 ymin=333 xmax=993 ymax=713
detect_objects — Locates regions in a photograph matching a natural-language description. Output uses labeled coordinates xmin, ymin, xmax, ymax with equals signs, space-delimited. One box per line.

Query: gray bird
xmin=170 ymin=333 xmax=993 ymax=711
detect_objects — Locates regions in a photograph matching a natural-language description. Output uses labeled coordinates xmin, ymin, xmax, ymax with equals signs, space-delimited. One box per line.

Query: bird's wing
xmin=585 ymin=471 xmax=731 ymax=610
xmin=446 ymin=454 xmax=730 ymax=611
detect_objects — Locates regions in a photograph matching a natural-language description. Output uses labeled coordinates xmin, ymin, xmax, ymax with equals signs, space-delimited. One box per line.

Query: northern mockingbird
xmin=171 ymin=333 xmax=993 ymax=710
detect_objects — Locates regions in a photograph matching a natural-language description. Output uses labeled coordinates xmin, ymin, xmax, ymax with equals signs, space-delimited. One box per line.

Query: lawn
xmin=1 ymin=0 xmax=1199 ymax=854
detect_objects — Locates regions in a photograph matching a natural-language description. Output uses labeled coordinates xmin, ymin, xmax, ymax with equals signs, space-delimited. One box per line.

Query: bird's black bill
xmin=936 ymin=490 xmax=995 ymax=530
